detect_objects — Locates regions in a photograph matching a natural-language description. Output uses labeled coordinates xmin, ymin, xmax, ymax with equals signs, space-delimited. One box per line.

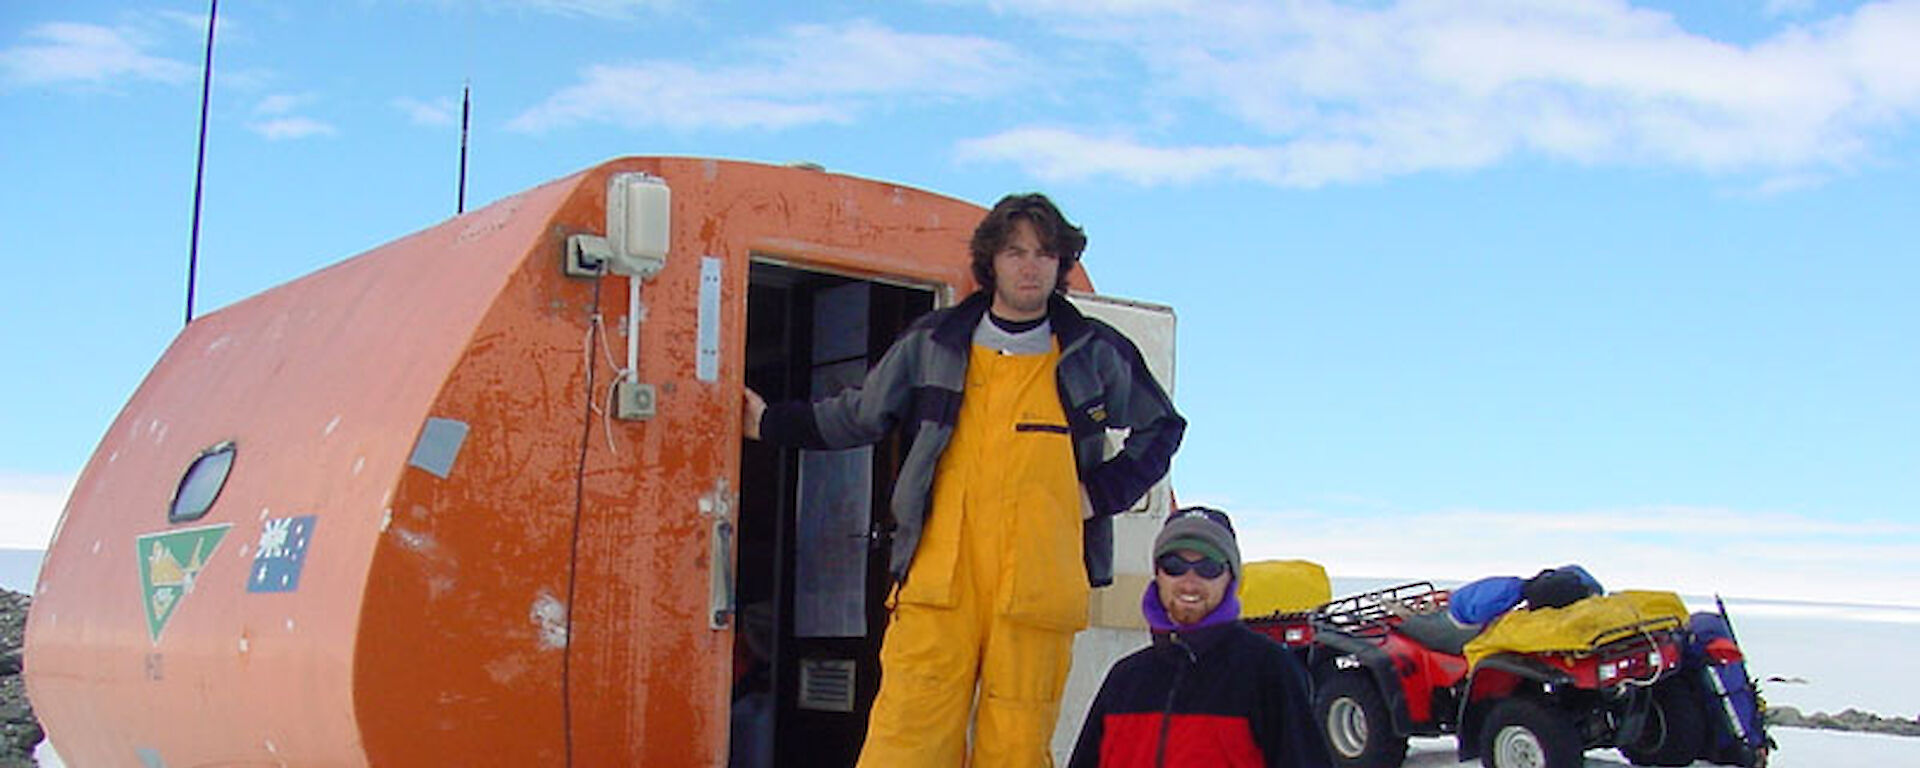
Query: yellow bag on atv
xmin=1238 ymin=559 xmax=1331 ymax=618
xmin=1463 ymin=590 xmax=1689 ymax=667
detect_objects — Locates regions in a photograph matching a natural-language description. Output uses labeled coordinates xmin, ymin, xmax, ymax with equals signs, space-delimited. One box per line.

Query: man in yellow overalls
xmin=746 ymin=194 xmax=1185 ymax=765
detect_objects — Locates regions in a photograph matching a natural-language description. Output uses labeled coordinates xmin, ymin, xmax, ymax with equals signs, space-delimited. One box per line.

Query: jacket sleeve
xmin=760 ymin=327 xmax=924 ymax=449
xmin=1081 ymin=328 xmax=1186 ymax=516
xmin=1259 ymin=648 xmax=1333 ymax=768
xmin=1067 ymin=672 xmax=1117 ymax=768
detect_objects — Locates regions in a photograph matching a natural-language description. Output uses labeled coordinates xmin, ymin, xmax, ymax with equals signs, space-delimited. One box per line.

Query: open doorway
xmin=735 ymin=260 xmax=938 ymax=767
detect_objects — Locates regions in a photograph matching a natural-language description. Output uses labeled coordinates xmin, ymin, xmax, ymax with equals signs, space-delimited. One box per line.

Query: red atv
xmin=1300 ymin=582 xmax=1713 ymax=768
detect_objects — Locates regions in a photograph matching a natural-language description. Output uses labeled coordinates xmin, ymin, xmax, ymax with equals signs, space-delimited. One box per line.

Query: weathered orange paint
xmin=25 ymin=157 xmax=1094 ymax=766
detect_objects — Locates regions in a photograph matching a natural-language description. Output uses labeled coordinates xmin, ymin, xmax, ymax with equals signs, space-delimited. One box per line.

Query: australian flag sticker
xmin=249 ymin=515 xmax=317 ymax=593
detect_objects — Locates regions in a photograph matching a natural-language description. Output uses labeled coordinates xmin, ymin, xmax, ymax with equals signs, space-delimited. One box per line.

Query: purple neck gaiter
xmin=1142 ymin=581 xmax=1241 ymax=633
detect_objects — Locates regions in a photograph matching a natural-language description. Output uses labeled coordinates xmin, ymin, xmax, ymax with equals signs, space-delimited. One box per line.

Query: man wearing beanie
xmin=1070 ymin=507 xmax=1331 ymax=767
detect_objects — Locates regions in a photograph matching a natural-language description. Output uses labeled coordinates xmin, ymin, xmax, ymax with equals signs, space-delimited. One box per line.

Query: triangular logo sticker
xmin=137 ymin=524 xmax=232 ymax=643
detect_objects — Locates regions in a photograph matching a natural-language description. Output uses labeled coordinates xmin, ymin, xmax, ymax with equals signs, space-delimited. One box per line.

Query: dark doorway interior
xmin=734 ymin=261 xmax=936 ymax=767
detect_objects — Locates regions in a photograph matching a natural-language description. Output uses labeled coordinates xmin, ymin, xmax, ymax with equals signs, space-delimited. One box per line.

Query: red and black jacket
xmin=1070 ymin=622 xmax=1331 ymax=768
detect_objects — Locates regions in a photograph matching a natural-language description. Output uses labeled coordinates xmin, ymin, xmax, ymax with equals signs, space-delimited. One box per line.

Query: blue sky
xmin=3 ymin=0 xmax=1916 ymax=606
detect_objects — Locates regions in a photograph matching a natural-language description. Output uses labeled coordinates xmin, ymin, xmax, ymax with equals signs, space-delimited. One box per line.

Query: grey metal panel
xmin=811 ymin=282 xmax=870 ymax=364
xmin=698 ymin=256 xmax=723 ymax=382
xmin=407 ymin=417 xmax=469 ymax=479
xmin=794 ymin=446 xmax=873 ymax=638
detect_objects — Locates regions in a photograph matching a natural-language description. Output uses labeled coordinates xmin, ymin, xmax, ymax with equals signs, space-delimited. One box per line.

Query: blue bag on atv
xmin=1448 ymin=576 xmax=1523 ymax=625
xmin=1685 ymin=610 xmax=1771 ymax=766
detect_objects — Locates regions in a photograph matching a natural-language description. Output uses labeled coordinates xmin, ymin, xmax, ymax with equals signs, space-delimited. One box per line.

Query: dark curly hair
xmin=968 ymin=193 xmax=1086 ymax=294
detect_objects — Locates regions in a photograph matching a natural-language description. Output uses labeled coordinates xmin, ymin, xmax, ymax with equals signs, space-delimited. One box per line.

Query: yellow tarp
xmin=1463 ymin=590 xmax=1689 ymax=667
xmin=1238 ymin=559 xmax=1331 ymax=617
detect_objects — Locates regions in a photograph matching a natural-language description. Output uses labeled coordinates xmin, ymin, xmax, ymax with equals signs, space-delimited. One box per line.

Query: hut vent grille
xmin=798 ymin=658 xmax=857 ymax=712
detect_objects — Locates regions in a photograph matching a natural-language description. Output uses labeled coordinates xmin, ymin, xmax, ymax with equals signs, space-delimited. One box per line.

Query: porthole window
xmin=169 ymin=441 xmax=236 ymax=523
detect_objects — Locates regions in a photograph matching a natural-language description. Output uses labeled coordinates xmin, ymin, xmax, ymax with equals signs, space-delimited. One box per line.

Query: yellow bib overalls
xmin=857 ymin=342 xmax=1089 ymax=767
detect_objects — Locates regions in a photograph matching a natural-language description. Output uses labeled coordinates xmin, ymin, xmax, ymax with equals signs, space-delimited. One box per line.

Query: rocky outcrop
xmin=1769 ymin=705 xmax=1920 ymax=737
xmin=1 ymin=588 xmax=41 ymax=766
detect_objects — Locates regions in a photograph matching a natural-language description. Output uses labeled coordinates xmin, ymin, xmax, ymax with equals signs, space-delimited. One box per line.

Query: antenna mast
xmin=458 ymin=80 xmax=471 ymax=214
xmin=185 ymin=0 xmax=219 ymax=325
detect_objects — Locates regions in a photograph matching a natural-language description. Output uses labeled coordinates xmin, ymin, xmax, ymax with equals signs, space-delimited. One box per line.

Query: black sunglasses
xmin=1157 ymin=552 xmax=1227 ymax=580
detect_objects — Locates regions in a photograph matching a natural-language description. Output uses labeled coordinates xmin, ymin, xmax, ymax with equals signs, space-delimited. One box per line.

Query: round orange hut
xmin=25 ymin=157 xmax=1175 ymax=766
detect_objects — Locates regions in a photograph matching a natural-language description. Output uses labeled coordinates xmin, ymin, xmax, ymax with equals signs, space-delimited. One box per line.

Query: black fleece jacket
xmin=1070 ymin=622 xmax=1331 ymax=768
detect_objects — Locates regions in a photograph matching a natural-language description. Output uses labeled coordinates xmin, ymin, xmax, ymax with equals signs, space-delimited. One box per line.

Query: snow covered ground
xmin=1706 ymin=596 xmax=1920 ymax=719
xmin=1397 ymin=727 xmax=1920 ymax=766
xmin=20 ymin=570 xmax=1917 ymax=765
xmin=34 ymin=724 xmax=1920 ymax=766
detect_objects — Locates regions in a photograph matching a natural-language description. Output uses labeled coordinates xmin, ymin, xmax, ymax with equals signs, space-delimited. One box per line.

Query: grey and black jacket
xmin=761 ymin=290 xmax=1186 ymax=588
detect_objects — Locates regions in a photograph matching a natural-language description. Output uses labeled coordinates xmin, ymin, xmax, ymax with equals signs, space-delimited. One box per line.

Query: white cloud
xmin=508 ymin=62 xmax=848 ymax=133
xmin=959 ymin=0 xmax=1920 ymax=187
xmin=1735 ymin=170 xmax=1829 ymax=198
xmin=253 ymin=92 xmax=311 ymax=116
xmin=246 ymin=93 xmax=334 ymax=139
xmin=0 ymin=473 xmax=74 ymax=550
xmin=984 ymin=0 xmax=1201 ymax=13
xmin=508 ymin=19 xmax=1029 ymax=133
xmin=494 ymin=0 xmax=680 ymax=19
xmin=959 ymin=128 xmax=1270 ymax=184
xmin=0 ymin=21 xmax=196 ymax=87
xmin=250 ymin=116 xmax=337 ymax=140
xmin=956 ymin=127 xmax=1467 ymax=187
xmin=1215 ymin=501 xmax=1920 ymax=608
xmin=395 ymin=95 xmax=460 ymax=126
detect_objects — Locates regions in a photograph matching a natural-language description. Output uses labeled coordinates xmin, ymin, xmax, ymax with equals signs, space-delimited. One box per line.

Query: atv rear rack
xmin=1584 ymin=615 xmax=1686 ymax=650
xmin=1313 ymin=581 xmax=1451 ymax=636
xmin=1244 ymin=609 xmax=1318 ymax=648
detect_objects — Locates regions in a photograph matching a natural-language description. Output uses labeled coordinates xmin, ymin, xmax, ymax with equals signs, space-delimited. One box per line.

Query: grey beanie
xmin=1153 ymin=506 xmax=1242 ymax=579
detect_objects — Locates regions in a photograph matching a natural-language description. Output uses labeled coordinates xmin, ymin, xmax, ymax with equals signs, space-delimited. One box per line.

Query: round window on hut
xmin=169 ymin=441 xmax=236 ymax=523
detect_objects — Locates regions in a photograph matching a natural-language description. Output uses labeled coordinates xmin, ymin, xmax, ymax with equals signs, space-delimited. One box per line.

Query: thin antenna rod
xmin=185 ymin=0 xmax=219 ymax=325
xmin=457 ymin=80 xmax=471 ymax=214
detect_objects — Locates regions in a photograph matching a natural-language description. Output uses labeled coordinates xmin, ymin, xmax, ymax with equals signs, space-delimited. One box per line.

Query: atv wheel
xmin=1479 ymin=698 xmax=1582 ymax=768
xmin=1622 ymin=680 xmax=1706 ymax=766
xmin=1314 ymin=674 xmax=1409 ymax=768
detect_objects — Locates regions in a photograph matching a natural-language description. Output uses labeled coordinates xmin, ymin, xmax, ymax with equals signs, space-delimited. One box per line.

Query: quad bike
xmin=1304 ymin=582 xmax=1741 ymax=768
xmin=1458 ymin=596 xmax=1772 ymax=768
xmin=1302 ymin=582 xmax=1470 ymax=768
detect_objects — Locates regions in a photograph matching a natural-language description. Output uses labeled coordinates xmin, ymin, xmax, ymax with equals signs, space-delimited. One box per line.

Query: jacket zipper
xmin=1155 ymin=633 xmax=1198 ymax=768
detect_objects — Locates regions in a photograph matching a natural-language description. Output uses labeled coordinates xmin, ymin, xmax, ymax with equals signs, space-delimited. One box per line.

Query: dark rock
xmin=0 ymin=588 xmax=38 ymax=766
xmin=1766 ymin=703 xmax=1920 ymax=737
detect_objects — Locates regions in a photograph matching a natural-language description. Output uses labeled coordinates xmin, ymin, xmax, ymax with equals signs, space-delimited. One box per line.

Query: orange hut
xmin=25 ymin=157 xmax=1175 ymax=766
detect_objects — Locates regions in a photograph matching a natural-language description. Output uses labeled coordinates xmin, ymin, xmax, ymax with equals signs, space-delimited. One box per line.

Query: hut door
xmin=737 ymin=261 xmax=935 ymax=767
